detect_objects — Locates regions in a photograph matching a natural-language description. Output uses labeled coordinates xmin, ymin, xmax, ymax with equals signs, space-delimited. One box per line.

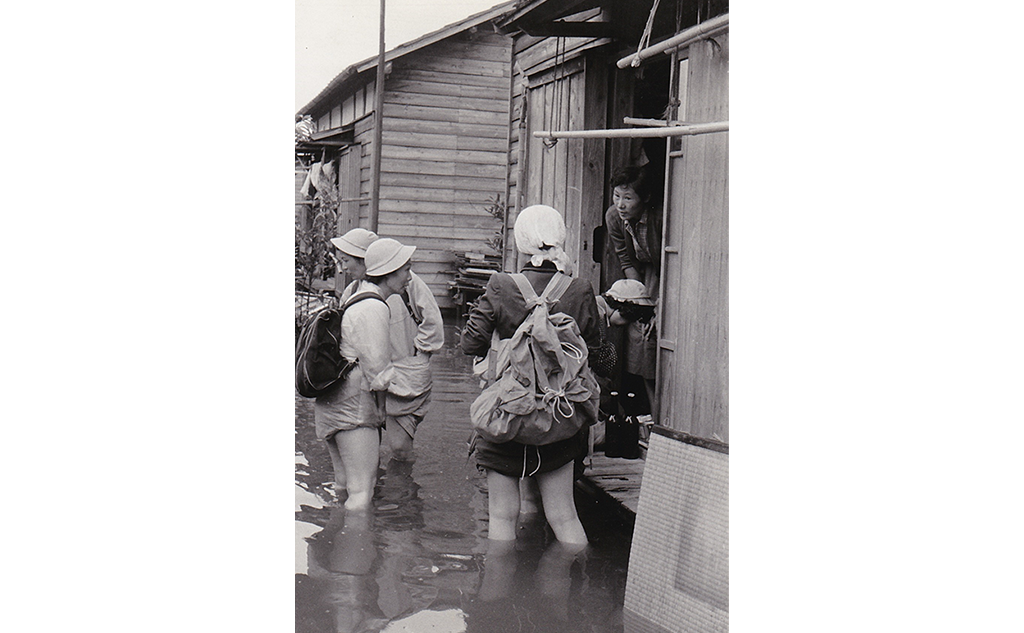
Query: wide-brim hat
xmin=330 ymin=227 xmax=379 ymax=258
xmin=605 ymin=279 xmax=655 ymax=306
xmin=364 ymin=238 xmax=416 ymax=276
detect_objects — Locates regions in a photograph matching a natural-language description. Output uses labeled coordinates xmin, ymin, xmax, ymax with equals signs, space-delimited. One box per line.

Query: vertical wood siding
xmin=508 ymin=17 xmax=610 ymax=290
xmin=658 ymin=33 xmax=729 ymax=442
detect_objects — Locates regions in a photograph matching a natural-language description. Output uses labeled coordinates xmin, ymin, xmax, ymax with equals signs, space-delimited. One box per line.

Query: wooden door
xmin=335 ymin=145 xmax=362 ymax=236
xmin=522 ymin=56 xmax=606 ymax=290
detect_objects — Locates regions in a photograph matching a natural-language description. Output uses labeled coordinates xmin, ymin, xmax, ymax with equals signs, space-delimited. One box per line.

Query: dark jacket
xmin=605 ymin=205 xmax=663 ymax=279
xmin=461 ymin=262 xmax=602 ymax=357
xmin=460 ymin=262 xmax=601 ymax=476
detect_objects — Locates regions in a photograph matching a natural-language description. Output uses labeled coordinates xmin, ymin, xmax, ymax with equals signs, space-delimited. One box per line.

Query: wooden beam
xmin=517 ymin=21 xmax=615 ymax=39
xmin=500 ymin=0 xmax=598 ymax=30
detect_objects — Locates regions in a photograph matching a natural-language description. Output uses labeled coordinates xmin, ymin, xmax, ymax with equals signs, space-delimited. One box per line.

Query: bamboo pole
xmin=369 ymin=0 xmax=386 ymax=232
xmin=624 ymin=117 xmax=669 ymax=127
xmin=533 ymin=121 xmax=728 ymax=140
xmin=617 ymin=13 xmax=729 ymax=69
xmin=623 ymin=117 xmax=701 ymax=127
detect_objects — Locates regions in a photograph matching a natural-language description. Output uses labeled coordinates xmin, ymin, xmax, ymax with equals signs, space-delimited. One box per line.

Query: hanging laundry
xmin=301 ymin=162 xmax=322 ymax=198
xmin=319 ymin=159 xmax=336 ymax=188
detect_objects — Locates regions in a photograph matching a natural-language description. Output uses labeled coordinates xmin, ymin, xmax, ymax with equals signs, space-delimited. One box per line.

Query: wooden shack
xmin=497 ymin=0 xmax=728 ymax=438
xmin=296 ymin=2 xmax=515 ymax=309
xmin=497 ymin=2 xmax=729 ymax=630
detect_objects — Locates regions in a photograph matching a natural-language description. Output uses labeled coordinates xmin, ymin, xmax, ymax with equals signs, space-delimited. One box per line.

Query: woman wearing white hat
xmin=330 ymin=227 xmax=379 ymax=302
xmin=314 ymin=236 xmax=416 ymax=510
xmin=365 ymin=238 xmax=443 ymax=462
xmin=461 ymin=205 xmax=604 ymax=546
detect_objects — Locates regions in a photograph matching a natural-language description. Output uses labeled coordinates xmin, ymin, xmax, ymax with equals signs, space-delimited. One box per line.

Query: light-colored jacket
xmin=314 ymin=281 xmax=393 ymax=439
xmin=388 ymin=271 xmax=444 ymax=356
xmin=386 ymin=272 xmax=443 ymax=414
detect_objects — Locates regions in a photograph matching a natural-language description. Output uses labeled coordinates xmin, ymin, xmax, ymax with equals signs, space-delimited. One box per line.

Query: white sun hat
xmin=605 ymin=279 xmax=655 ymax=306
xmin=364 ymin=238 xmax=416 ymax=276
xmin=330 ymin=227 xmax=379 ymax=258
xmin=513 ymin=204 xmax=574 ymax=274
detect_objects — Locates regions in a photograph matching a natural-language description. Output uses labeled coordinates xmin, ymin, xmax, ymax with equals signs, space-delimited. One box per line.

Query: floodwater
xmin=295 ymin=327 xmax=634 ymax=633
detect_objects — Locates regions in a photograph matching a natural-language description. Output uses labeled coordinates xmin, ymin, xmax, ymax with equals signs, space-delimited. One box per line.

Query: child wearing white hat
xmin=603 ymin=279 xmax=658 ymax=414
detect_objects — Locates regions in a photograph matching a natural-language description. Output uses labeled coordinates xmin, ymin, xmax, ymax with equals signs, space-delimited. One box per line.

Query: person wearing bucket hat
xmin=363 ymin=237 xmax=416 ymax=277
xmin=365 ymin=238 xmax=444 ymax=462
xmin=460 ymin=204 xmax=605 ymax=546
xmin=330 ymin=227 xmax=379 ymax=303
xmin=331 ymin=227 xmax=378 ymax=259
xmin=315 ymin=235 xmax=411 ymax=511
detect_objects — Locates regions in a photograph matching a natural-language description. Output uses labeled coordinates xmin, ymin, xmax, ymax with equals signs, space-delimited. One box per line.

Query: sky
xmin=296 ymin=0 xmax=507 ymax=111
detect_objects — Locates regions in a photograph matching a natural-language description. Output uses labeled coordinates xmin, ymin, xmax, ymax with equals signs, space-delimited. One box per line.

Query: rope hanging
xmin=631 ymin=0 xmax=662 ymax=67
xmin=543 ymin=37 xmax=566 ymax=149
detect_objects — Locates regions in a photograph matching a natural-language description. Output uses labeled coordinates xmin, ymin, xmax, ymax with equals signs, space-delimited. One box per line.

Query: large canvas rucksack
xmin=470 ymin=272 xmax=600 ymax=445
xmin=295 ymin=291 xmax=385 ymax=398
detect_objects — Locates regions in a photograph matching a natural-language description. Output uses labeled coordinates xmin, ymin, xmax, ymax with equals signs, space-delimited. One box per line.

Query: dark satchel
xmin=295 ymin=291 xmax=384 ymax=398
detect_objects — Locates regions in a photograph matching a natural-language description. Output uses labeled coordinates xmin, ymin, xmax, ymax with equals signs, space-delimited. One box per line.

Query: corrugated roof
xmin=297 ymin=0 xmax=516 ymax=116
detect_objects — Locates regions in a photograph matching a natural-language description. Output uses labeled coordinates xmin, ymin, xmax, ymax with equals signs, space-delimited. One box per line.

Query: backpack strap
xmin=509 ymin=273 xmax=541 ymax=308
xmin=342 ymin=290 xmax=386 ymax=313
xmin=399 ymin=288 xmax=423 ymax=325
xmin=540 ymin=272 xmax=572 ymax=305
xmin=510 ymin=272 xmax=572 ymax=310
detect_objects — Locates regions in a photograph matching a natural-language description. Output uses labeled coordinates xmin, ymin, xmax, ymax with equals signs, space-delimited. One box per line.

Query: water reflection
xmin=296 ymin=346 xmax=633 ymax=633
xmin=375 ymin=458 xmax=432 ymax=621
xmin=467 ymin=521 xmax=590 ymax=632
xmin=304 ymin=507 xmax=380 ymax=633
xmin=298 ymin=468 xmax=632 ymax=631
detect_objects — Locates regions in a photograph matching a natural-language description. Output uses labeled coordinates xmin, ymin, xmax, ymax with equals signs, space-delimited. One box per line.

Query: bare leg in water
xmin=485 ymin=470 xmax=521 ymax=541
xmin=332 ymin=426 xmax=380 ymax=510
xmin=536 ymin=462 xmax=588 ymax=545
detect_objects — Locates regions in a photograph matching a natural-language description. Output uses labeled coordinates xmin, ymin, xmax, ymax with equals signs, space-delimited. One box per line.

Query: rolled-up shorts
xmin=314 ymin=367 xmax=385 ymax=442
xmin=385 ymin=389 xmax=430 ymax=437
xmin=472 ymin=429 xmax=588 ymax=478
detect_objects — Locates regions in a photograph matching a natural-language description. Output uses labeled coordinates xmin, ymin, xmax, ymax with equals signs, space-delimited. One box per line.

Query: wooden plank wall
xmin=658 ymin=32 xmax=729 ymax=442
xmin=335 ymin=146 xmax=361 ymax=237
xmin=507 ymin=7 xmax=610 ymax=289
xmin=354 ymin=115 xmax=374 ymax=228
xmin=376 ymin=29 xmax=512 ymax=308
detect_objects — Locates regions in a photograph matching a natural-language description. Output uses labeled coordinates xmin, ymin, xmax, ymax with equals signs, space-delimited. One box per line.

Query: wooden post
xmin=369 ymin=0 xmax=386 ymax=232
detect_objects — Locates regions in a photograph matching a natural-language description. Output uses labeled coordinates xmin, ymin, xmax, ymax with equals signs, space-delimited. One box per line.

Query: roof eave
xmin=297 ymin=0 xmax=517 ymax=116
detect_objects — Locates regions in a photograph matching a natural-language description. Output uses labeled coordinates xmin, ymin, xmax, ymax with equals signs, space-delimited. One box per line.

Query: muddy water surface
xmin=296 ymin=328 xmax=633 ymax=633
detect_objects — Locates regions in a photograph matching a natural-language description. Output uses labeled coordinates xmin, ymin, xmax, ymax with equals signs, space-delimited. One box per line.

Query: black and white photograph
xmin=294 ymin=1 xmax=728 ymax=631
xmin=5 ymin=1 xmax=1023 ymax=632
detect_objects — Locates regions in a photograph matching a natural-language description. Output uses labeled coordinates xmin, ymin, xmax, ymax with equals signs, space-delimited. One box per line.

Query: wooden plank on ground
xmin=582 ymin=453 xmax=646 ymax=514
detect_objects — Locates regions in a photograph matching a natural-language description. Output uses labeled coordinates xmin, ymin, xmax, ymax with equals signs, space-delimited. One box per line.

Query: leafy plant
xmin=295 ymin=179 xmax=339 ymax=289
xmin=483 ymin=194 xmax=506 ymax=256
